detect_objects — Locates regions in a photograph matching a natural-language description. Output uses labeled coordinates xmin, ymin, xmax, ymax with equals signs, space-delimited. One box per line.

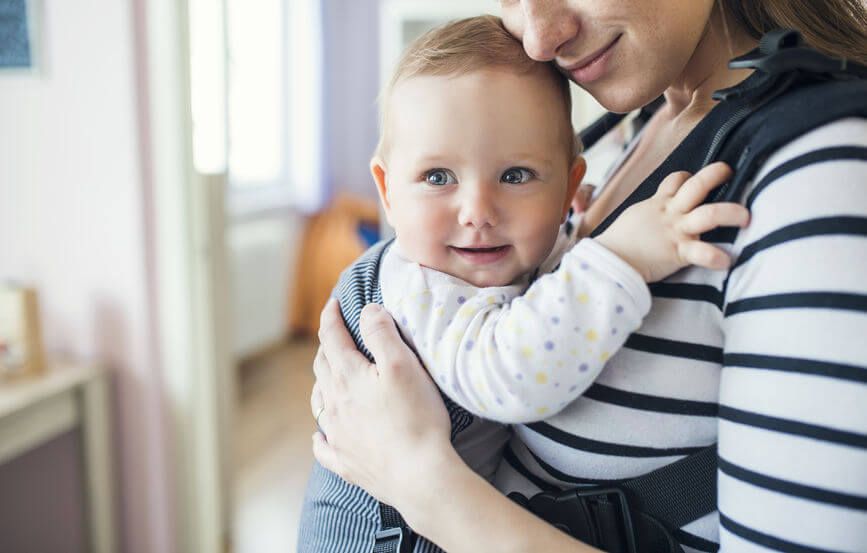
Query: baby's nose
xmin=457 ymin=186 xmax=499 ymax=228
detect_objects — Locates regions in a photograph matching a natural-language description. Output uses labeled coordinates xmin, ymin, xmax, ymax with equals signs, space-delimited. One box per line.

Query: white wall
xmin=0 ymin=1 xmax=175 ymax=552
xmin=228 ymin=214 xmax=304 ymax=358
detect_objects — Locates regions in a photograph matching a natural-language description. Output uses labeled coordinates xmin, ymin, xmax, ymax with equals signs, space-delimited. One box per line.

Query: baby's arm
xmin=386 ymin=238 xmax=649 ymax=423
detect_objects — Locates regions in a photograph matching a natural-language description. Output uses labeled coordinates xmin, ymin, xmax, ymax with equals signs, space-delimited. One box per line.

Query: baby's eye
xmin=425 ymin=169 xmax=457 ymax=186
xmin=501 ymin=167 xmax=535 ymax=185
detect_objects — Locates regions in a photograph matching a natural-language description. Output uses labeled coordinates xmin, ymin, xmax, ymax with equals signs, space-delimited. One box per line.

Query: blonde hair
xmin=375 ymin=15 xmax=578 ymax=159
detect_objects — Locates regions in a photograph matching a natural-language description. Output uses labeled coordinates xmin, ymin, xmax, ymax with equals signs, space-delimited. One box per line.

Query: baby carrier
xmin=370 ymin=29 xmax=867 ymax=553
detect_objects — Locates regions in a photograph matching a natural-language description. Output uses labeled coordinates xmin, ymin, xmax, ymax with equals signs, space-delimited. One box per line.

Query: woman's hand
xmin=311 ymin=299 xmax=452 ymax=508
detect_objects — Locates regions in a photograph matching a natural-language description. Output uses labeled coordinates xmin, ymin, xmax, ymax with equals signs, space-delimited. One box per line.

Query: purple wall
xmin=322 ymin=0 xmax=382 ymax=201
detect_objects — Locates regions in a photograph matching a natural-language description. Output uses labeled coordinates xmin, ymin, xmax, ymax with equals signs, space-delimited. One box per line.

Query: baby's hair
xmin=375 ymin=15 xmax=580 ymax=159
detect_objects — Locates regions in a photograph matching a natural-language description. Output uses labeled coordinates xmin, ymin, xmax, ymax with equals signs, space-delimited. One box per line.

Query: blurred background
xmin=0 ymin=1 xmax=604 ymax=552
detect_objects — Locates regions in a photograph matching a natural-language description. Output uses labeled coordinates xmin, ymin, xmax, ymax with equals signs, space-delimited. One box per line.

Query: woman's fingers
xmin=312 ymin=431 xmax=344 ymax=478
xmin=318 ymin=298 xmax=374 ymax=379
xmin=359 ymin=303 xmax=417 ymax=377
xmin=678 ymin=202 xmax=750 ymax=235
xmin=677 ymin=240 xmax=732 ymax=270
xmin=669 ymin=162 xmax=733 ymax=213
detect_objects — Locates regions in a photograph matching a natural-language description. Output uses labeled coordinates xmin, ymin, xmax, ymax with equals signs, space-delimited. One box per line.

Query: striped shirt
xmin=298 ymin=110 xmax=867 ymax=552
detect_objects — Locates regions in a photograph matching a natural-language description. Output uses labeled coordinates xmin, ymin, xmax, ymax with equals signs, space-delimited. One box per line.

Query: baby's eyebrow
xmin=504 ymin=155 xmax=554 ymax=169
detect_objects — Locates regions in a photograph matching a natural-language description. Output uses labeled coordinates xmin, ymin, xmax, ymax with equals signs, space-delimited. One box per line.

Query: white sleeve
xmin=717 ymin=118 xmax=867 ymax=551
xmin=383 ymin=239 xmax=651 ymax=423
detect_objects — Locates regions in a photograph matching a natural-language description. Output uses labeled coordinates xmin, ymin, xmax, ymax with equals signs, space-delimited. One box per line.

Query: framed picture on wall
xmin=0 ymin=0 xmax=39 ymax=73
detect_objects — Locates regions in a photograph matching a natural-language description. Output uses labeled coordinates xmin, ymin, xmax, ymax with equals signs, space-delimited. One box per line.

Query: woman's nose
xmin=520 ymin=0 xmax=580 ymax=62
xmin=457 ymin=186 xmax=499 ymax=229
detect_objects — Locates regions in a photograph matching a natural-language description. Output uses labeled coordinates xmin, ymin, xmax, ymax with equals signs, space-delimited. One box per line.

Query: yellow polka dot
xmin=527 ymin=291 xmax=537 ymax=300
xmin=479 ymin=402 xmax=487 ymax=413
xmin=459 ymin=305 xmax=474 ymax=318
xmin=420 ymin=303 xmax=429 ymax=310
xmin=569 ymin=348 xmax=578 ymax=357
xmin=585 ymin=329 xmax=598 ymax=342
xmin=521 ymin=346 xmax=534 ymax=359
xmin=600 ymin=351 xmax=610 ymax=362
xmin=487 ymin=295 xmax=496 ymax=304
xmin=577 ymin=293 xmax=589 ymax=304
xmin=536 ymin=406 xmax=549 ymax=416
xmin=557 ymin=361 xmax=564 ymax=368
xmin=435 ymin=307 xmax=444 ymax=317
xmin=535 ymin=372 xmax=548 ymax=384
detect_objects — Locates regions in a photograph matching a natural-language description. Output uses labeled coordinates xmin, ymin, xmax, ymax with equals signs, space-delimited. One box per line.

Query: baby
xmin=369 ymin=16 xmax=745 ymax=425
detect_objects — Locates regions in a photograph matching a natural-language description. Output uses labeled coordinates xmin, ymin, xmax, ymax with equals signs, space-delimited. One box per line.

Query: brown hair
xmin=376 ymin=15 xmax=577 ymax=158
xmin=723 ymin=0 xmax=867 ymax=65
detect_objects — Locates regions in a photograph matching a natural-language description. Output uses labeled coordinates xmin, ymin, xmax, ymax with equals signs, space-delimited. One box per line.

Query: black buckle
xmin=373 ymin=527 xmax=412 ymax=553
xmin=526 ymin=487 xmax=637 ymax=553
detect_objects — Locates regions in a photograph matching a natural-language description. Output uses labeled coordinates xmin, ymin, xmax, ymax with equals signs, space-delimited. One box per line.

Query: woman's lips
xmin=565 ymin=35 xmax=621 ymax=84
xmin=450 ymin=245 xmax=512 ymax=264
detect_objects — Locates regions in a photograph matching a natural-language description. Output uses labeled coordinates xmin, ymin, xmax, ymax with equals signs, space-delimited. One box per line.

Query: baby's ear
xmin=564 ymin=156 xmax=587 ymax=217
xmin=370 ymin=156 xmax=392 ymax=220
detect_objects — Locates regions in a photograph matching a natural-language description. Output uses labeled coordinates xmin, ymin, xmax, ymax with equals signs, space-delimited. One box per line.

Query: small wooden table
xmin=0 ymin=362 xmax=116 ymax=553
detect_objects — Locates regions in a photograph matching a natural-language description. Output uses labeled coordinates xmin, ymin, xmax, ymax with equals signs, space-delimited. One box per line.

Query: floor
xmin=233 ymin=338 xmax=318 ymax=553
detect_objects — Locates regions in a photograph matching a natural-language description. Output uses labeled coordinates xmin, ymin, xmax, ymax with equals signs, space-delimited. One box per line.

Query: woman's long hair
xmin=723 ymin=0 xmax=867 ymax=65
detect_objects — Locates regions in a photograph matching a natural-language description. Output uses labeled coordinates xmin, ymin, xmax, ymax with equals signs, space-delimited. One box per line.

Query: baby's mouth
xmin=449 ymin=245 xmax=512 ymax=265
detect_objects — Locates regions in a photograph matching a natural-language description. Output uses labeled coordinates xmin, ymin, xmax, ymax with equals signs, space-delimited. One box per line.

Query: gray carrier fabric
xmin=297 ymin=240 xmax=477 ymax=553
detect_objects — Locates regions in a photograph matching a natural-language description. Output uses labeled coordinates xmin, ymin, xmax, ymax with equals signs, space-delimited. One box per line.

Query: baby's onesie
xmin=380 ymin=234 xmax=651 ymax=424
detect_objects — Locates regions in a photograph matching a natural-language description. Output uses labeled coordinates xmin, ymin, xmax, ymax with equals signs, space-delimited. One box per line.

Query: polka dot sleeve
xmin=381 ymin=238 xmax=651 ymax=423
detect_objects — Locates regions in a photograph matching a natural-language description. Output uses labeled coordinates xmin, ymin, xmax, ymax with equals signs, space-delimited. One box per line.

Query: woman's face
xmin=500 ymin=0 xmax=716 ymax=112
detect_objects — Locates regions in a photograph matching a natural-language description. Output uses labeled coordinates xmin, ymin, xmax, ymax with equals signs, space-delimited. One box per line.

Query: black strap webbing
xmin=619 ymin=445 xmax=717 ymax=530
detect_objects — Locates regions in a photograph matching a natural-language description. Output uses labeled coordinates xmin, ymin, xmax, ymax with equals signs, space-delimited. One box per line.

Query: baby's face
xmin=374 ymin=69 xmax=582 ymax=287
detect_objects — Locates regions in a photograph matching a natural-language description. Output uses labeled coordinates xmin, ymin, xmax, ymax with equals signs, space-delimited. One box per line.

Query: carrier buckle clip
xmin=373 ymin=526 xmax=412 ymax=553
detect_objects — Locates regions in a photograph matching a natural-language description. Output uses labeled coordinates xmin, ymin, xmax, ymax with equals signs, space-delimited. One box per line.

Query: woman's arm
xmin=311 ymin=299 xmax=601 ymax=552
xmin=718 ymin=118 xmax=867 ymax=550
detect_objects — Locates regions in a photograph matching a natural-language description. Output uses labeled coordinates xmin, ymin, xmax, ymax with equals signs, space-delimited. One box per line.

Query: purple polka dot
xmin=568 ymin=385 xmax=578 ymax=392
xmin=554 ymin=382 xmax=560 ymax=388
xmin=580 ymin=262 xmax=590 ymax=270
xmin=551 ymin=316 xmax=560 ymax=324
xmin=616 ymin=282 xmax=624 ymax=289
xmin=558 ymin=296 xmax=565 ymax=303
xmin=573 ymin=326 xmax=581 ymax=333
xmin=615 ymin=305 xmax=624 ymax=314
xmin=611 ymin=328 xmax=618 ymax=335
xmin=452 ymin=382 xmax=461 ymax=392
xmin=457 ymin=296 xmax=466 ymax=304
xmin=501 ymin=294 xmax=507 ymax=301
xmin=515 ymin=373 xmax=524 ymax=380
xmin=496 ymin=397 xmax=504 ymax=405
xmin=579 ymin=363 xmax=589 ymax=372
xmin=400 ymin=315 xmax=408 ymax=326
xmin=465 ymin=340 xmax=474 ymax=351
xmin=544 ymin=341 xmax=555 ymax=351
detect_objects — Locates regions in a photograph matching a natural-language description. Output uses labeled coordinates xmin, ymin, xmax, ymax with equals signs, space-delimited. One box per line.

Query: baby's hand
xmin=596 ymin=162 xmax=749 ymax=282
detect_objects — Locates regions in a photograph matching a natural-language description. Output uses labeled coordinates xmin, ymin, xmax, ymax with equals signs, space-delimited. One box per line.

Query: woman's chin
xmin=583 ymin=80 xmax=668 ymax=114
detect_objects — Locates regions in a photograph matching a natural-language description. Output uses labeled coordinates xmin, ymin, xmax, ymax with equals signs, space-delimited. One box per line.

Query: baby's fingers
xmin=678 ymin=202 xmax=750 ymax=235
xmin=677 ymin=241 xmax=733 ymax=271
xmin=670 ymin=162 xmax=733 ymax=213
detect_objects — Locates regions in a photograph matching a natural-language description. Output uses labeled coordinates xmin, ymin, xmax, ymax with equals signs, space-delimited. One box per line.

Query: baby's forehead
xmin=383 ymin=69 xmax=575 ymax=156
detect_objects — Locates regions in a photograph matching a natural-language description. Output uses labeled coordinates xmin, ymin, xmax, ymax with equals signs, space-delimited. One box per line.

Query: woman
xmin=302 ymin=1 xmax=867 ymax=551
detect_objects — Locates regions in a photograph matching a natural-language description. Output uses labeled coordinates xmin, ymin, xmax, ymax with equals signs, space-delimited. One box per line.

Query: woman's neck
xmin=663 ymin=6 xmax=758 ymax=122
